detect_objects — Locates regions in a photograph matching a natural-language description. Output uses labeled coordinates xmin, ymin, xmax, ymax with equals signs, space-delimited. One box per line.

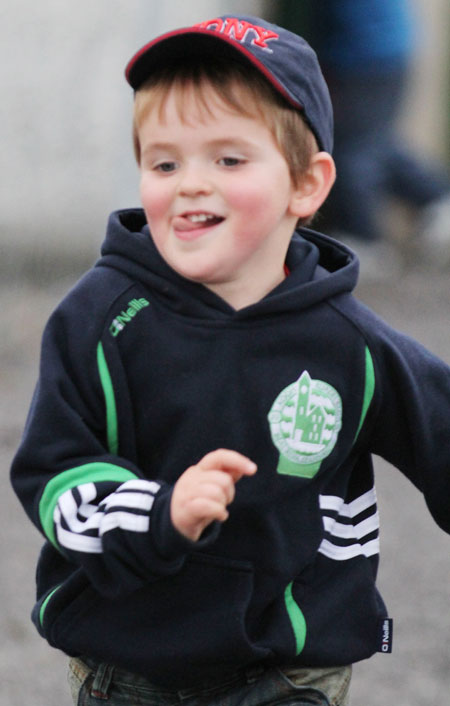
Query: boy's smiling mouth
xmin=173 ymin=212 xmax=225 ymax=236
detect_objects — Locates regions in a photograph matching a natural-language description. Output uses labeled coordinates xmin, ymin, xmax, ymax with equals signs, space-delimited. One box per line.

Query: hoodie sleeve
xmin=358 ymin=308 xmax=450 ymax=535
xmin=10 ymin=288 xmax=216 ymax=598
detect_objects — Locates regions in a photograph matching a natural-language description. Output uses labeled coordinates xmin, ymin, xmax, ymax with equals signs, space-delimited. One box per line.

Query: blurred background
xmin=1 ymin=2 xmax=449 ymax=705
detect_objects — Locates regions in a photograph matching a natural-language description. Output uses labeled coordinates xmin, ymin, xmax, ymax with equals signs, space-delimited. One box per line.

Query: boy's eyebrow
xmin=206 ymin=137 xmax=257 ymax=150
xmin=141 ymin=142 xmax=179 ymax=155
xmin=142 ymin=137 xmax=258 ymax=157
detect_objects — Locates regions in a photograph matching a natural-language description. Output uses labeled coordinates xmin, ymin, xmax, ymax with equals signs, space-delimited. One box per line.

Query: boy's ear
xmin=288 ymin=152 xmax=336 ymax=220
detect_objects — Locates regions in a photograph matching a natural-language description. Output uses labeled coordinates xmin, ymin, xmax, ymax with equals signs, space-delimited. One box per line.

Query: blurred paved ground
xmin=2 ymin=263 xmax=450 ymax=706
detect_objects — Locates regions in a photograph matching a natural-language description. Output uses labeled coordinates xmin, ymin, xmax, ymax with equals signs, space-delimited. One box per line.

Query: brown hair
xmin=132 ymin=58 xmax=316 ymax=188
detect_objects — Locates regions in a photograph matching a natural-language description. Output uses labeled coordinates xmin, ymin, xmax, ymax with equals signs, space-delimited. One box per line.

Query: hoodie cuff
xmin=151 ymin=486 xmax=221 ymax=561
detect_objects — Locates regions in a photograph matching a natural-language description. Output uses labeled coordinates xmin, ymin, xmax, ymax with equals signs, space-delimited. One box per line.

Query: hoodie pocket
xmin=33 ymin=568 xmax=89 ymax=642
xmin=47 ymin=553 xmax=272 ymax=685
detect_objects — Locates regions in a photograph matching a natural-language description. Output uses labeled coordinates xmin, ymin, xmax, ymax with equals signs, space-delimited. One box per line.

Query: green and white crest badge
xmin=268 ymin=371 xmax=342 ymax=479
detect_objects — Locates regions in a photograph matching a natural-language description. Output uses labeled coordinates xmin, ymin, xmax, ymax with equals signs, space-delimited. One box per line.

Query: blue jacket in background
xmin=312 ymin=0 xmax=415 ymax=73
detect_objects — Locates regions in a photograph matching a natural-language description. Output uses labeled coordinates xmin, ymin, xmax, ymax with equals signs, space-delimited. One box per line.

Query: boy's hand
xmin=171 ymin=449 xmax=257 ymax=541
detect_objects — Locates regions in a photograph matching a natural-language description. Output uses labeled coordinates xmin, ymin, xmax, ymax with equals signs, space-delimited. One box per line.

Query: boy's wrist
xmin=151 ymin=487 xmax=221 ymax=560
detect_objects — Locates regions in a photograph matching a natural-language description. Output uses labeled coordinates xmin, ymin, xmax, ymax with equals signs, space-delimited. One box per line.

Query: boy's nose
xmin=177 ymin=165 xmax=213 ymax=197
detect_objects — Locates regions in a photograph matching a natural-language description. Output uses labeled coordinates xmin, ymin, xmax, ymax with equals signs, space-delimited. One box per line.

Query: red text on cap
xmin=193 ymin=18 xmax=279 ymax=51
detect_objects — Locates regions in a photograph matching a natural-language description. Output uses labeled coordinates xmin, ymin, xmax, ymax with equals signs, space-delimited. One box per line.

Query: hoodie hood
xmin=97 ymin=208 xmax=359 ymax=320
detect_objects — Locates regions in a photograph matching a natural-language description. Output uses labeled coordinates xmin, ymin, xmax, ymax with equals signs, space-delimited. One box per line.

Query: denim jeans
xmin=68 ymin=657 xmax=351 ymax=706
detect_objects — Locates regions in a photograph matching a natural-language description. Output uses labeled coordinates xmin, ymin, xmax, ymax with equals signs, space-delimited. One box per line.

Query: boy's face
xmin=138 ymin=82 xmax=301 ymax=306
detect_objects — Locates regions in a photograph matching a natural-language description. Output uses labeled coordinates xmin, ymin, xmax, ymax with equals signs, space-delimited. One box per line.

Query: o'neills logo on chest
xmin=109 ymin=298 xmax=150 ymax=337
xmin=193 ymin=18 xmax=279 ymax=52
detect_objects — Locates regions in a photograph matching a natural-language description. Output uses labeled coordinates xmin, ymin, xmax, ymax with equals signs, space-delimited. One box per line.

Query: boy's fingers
xmin=172 ymin=450 xmax=257 ymax=540
xmin=188 ymin=497 xmax=229 ymax=524
xmin=198 ymin=449 xmax=257 ymax=482
xmin=198 ymin=475 xmax=236 ymax=506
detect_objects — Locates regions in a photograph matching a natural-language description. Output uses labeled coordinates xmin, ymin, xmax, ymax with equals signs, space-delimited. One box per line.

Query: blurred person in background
xmin=271 ymin=0 xmax=450 ymax=277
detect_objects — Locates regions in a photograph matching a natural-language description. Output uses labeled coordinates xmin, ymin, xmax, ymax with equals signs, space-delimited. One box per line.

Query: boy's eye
xmin=218 ymin=156 xmax=244 ymax=167
xmin=155 ymin=161 xmax=177 ymax=173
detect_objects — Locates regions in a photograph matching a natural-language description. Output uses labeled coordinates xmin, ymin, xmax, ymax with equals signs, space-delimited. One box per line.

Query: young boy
xmin=10 ymin=14 xmax=450 ymax=706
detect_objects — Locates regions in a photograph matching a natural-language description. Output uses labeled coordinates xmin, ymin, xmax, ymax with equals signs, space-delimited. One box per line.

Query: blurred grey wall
xmin=1 ymin=0 xmax=447 ymax=277
xmin=1 ymin=0 xmax=266 ymax=274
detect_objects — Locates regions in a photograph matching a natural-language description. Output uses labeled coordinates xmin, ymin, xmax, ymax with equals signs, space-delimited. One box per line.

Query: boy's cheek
xmin=140 ymin=183 xmax=169 ymax=222
xmin=229 ymin=188 xmax=283 ymax=229
xmin=225 ymin=184 xmax=267 ymax=214
xmin=140 ymin=199 xmax=165 ymax=233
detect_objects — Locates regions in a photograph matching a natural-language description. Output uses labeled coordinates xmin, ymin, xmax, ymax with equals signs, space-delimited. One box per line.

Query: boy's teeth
xmin=188 ymin=213 xmax=215 ymax=223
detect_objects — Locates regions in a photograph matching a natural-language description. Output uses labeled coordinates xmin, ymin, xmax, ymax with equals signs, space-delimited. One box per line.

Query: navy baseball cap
xmin=125 ymin=15 xmax=333 ymax=154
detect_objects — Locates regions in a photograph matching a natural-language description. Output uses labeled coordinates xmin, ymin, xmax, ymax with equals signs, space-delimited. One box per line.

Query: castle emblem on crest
xmin=268 ymin=371 xmax=342 ymax=478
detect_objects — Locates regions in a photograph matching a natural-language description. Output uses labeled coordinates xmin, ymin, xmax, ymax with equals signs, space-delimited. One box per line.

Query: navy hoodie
xmin=11 ymin=209 xmax=450 ymax=687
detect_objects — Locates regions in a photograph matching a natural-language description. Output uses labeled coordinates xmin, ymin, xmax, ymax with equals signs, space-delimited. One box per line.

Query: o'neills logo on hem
xmin=109 ymin=298 xmax=150 ymax=337
xmin=377 ymin=617 xmax=393 ymax=654
xmin=193 ymin=18 xmax=279 ymax=52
